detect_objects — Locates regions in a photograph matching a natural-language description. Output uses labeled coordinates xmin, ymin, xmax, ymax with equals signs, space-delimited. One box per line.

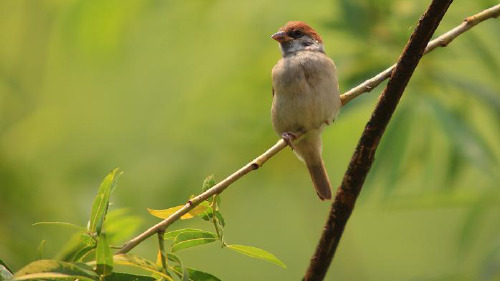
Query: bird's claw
xmin=281 ymin=132 xmax=298 ymax=150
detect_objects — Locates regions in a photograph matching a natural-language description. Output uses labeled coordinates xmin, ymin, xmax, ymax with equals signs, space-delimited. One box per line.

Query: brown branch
xmin=340 ymin=3 xmax=500 ymax=106
xmin=303 ymin=0 xmax=454 ymax=280
xmin=117 ymin=139 xmax=290 ymax=254
xmin=117 ymin=3 xmax=499 ymax=255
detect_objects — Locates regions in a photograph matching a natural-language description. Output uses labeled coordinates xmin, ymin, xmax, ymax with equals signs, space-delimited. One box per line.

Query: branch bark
xmin=303 ymin=0 xmax=454 ymax=280
xmin=340 ymin=3 xmax=500 ymax=106
xmin=117 ymin=3 xmax=500 ymax=255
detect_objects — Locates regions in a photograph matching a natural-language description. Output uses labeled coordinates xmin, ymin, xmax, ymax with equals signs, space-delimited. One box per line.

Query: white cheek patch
xmin=282 ymin=39 xmax=325 ymax=56
xmin=281 ymin=41 xmax=303 ymax=56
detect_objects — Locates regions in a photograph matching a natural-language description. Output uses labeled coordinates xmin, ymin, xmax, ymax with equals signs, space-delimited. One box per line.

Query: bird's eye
xmin=290 ymin=29 xmax=303 ymax=39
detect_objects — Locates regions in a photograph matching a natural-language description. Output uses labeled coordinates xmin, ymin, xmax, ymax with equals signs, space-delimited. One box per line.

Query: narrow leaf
xmin=0 ymin=263 xmax=13 ymax=281
xmin=56 ymin=233 xmax=96 ymax=262
xmin=0 ymin=259 xmax=12 ymax=274
xmin=200 ymin=208 xmax=226 ymax=227
xmin=171 ymin=230 xmax=217 ymax=252
xmin=171 ymin=239 xmax=217 ymax=253
xmin=227 ymin=244 xmax=286 ymax=268
xmin=147 ymin=203 xmax=208 ymax=220
xmin=173 ymin=230 xmax=217 ymax=242
xmin=166 ymin=253 xmax=185 ymax=280
xmin=163 ymin=228 xmax=203 ymax=240
xmin=173 ymin=267 xmax=221 ymax=281
xmin=13 ymin=272 xmax=95 ymax=280
xmin=105 ymin=272 xmax=156 ymax=281
xmin=14 ymin=260 xmax=98 ymax=280
xmin=73 ymin=245 xmax=95 ymax=263
xmin=36 ymin=240 xmax=46 ymax=260
xmin=110 ymin=254 xmax=173 ymax=281
xmin=89 ymin=168 xmax=122 ymax=235
xmin=427 ymin=98 xmax=495 ymax=171
xmin=214 ymin=211 xmax=225 ymax=227
xmin=72 ymin=233 xmax=97 ymax=262
xmin=33 ymin=222 xmax=87 ymax=232
xmin=202 ymin=175 xmax=216 ymax=192
xmin=95 ymin=233 xmax=113 ymax=276
xmin=169 ymin=265 xmax=189 ymax=281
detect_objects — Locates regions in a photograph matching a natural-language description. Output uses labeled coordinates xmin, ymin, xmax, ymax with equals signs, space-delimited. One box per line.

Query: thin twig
xmin=303 ymin=0 xmax=454 ymax=280
xmin=340 ymin=3 xmax=500 ymax=106
xmin=117 ymin=3 xmax=500 ymax=255
xmin=117 ymin=139 xmax=290 ymax=254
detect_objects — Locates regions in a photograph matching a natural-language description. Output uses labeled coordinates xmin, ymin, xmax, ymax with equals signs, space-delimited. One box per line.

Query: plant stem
xmin=157 ymin=231 xmax=168 ymax=273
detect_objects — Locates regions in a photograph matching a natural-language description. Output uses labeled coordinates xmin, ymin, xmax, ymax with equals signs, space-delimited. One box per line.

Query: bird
xmin=271 ymin=21 xmax=341 ymax=200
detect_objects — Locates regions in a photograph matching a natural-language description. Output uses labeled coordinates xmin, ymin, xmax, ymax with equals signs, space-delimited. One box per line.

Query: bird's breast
xmin=271 ymin=51 xmax=341 ymax=134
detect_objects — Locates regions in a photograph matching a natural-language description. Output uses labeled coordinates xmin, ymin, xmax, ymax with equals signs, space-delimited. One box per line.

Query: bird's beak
xmin=271 ymin=31 xmax=291 ymax=43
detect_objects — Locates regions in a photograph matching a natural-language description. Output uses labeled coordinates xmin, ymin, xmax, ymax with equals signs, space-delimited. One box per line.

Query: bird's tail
xmin=306 ymin=159 xmax=332 ymax=200
xmin=293 ymin=130 xmax=332 ymax=200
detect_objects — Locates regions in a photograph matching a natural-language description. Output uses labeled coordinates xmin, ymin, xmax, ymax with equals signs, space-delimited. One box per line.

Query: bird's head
xmin=271 ymin=21 xmax=324 ymax=57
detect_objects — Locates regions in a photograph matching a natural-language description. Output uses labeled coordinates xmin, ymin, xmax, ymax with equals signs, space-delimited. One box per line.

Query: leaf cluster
xmin=1 ymin=171 xmax=284 ymax=281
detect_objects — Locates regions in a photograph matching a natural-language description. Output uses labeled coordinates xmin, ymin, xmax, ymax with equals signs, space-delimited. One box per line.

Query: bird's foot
xmin=281 ymin=132 xmax=298 ymax=150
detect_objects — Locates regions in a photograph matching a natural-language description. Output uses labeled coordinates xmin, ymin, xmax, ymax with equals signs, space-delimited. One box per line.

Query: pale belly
xmin=271 ymin=52 xmax=341 ymax=135
xmin=272 ymin=90 xmax=334 ymax=134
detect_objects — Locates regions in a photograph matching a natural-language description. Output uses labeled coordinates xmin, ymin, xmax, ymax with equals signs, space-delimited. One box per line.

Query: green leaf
xmin=95 ymin=233 xmax=113 ymax=276
xmin=14 ymin=260 xmax=98 ymax=280
xmin=465 ymin=32 xmax=500 ymax=73
xmin=427 ymin=98 xmax=495 ymax=172
xmin=201 ymin=208 xmax=226 ymax=227
xmin=163 ymin=228 xmax=206 ymax=240
xmin=169 ymin=266 xmax=189 ymax=281
xmin=33 ymin=222 xmax=88 ymax=232
xmin=437 ymin=73 xmax=500 ymax=121
xmin=369 ymin=105 xmax=412 ymax=198
xmin=89 ymin=168 xmax=122 ymax=236
xmin=171 ymin=230 xmax=217 ymax=252
xmin=172 ymin=266 xmax=221 ymax=281
xmin=110 ymin=254 xmax=173 ymax=281
xmin=105 ymin=272 xmax=156 ymax=281
xmin=165 ymin=253 xmax=183 ymax=266
xmin=0 ymin=262 xmax=13 ymax=281
xmin=227 ymin=244 xmax=286 ymax=268
xmin=166 ymin=253 xmax=185 ymax=280
xmin=13 ymin=272 xmax=96 ymax=280
xmin=73 ymin=233 xmax=97 ymax=262
xmin=73 ymin=246 xmax=95 ymax=263
xmin=214 ymin=211 xmax=225 ymax=227
xmin=36 ymin=240 xmax=46 ymax=260
xmin=0 ymin=259 xmax=12 ymax=274
xmin=56 ymin=233 xmax=96 ymax=262
xmin=202 ymin=175 xmax=216 ymax=192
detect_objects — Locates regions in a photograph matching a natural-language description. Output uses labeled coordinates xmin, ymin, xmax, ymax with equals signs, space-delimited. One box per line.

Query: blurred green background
xmin=1 ymin=0 xmax=500 ymax=280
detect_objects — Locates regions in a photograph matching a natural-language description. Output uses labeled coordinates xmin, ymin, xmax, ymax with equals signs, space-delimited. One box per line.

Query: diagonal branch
xmin=303 ymin=0 xmax=454 ymax=280
xmin=340 ymin=3 xmax=500 ymax=106
xmin=117 ymin=3 xmax=500 ymax=255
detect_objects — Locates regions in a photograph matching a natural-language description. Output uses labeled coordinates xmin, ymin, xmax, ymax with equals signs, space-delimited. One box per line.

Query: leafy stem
xmin=210 ymin=195 xmax=226 ymax=246
xmin=157 ymin=230 xmax=168 ymax=274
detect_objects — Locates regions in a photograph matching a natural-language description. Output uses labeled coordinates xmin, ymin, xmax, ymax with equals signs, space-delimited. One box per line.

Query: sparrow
xmin=271 ymin=21 xmax=341 ymax=200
